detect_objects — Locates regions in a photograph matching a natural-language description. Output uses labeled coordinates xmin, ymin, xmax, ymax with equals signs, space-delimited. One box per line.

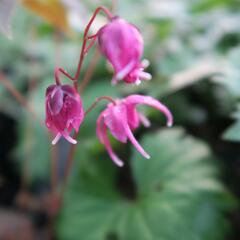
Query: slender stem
xmin=59 ymin=6 xmax=114 ymax=198
xmin=0 ymin=72 xmax=39 ymax=121
xmin=87 ymin=33 xmax=99 ymax=40
xmin=85 ymin=96 xmax=116 ymax=116
xmin=59 ymin=68 xmax=76 ymax=81
xmin=50 ymin=141 xmax=58 ymax=193
xmin=54 ymin=67 xmax=61 ymax=85
xmin=60 ymin=54 xmax=111 ymax=197
xmin=83 ymin=37 xmax=98 ymax=55
xmin=74 ymin=7 xmax=113 ymax=83
xmin=79 ymin=47 xmax=100 ymax=93
xmin=21 ymin=131 xmax=30 ymax=192
xmin=61 ymin=133 xmax=77 ymax=192
xmin=60 ymin=95 xmax=116 ymax=196
xmin=54 ymin=7 xmax=113 ymax=91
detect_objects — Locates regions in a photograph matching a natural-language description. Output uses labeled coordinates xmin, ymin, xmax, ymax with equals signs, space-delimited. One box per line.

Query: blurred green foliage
xmin=57 ymin=128 xmax=233 ymax=240
xmin=0 ymin=0 xmax=239 ymax=239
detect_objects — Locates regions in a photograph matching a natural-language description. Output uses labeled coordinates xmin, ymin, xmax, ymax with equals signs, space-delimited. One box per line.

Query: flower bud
xmin=98 ymin=17 xmax=151 ymax=85
xmin=45 ymin=84 xmax=84 ymax=145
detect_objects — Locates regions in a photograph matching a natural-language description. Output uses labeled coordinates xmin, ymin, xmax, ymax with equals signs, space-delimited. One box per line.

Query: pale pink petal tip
xmin=115 ymin=159 xmax=124 ymax=167
xmin=160 ymin=105 xmax=173 ymax=128
xmin=106 ymin=143 xmax=124 ymax=167
xmin=165 ymin=111 xmax=173 ymax=127
xmin=146 ymin=154 xmax=151 ymax=159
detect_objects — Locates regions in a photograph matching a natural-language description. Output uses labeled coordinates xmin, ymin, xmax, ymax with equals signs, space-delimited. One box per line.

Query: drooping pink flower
xmin=45 ymin=84 xmax=84 ymax=145
xmin=98 ymin=17 xmax=151 ymax=85
xmin=96 ymin=95 xmax=173 ymax=167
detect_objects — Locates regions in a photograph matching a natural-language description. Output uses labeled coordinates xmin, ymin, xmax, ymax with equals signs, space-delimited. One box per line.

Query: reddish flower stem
xmin=50 ymin=142 xmax=59 ymax=193
xmin=60 ymin=48 xmax=100 ymax=196
xmin=60 ymin=7 xmax=114 ymax=194
xmin=0 ymin=72 xmax=39 ymax=121
xmin=73 ymin=7 xmax=113 ymax=87
xmin=61 ymin=132 xmax=77 ymax=193
xmin=54 ymin=7 xmax=113 ymax=92
xmin=83 ymin=36 xmax=98 ymax=55
xmin=87 ymin=33 xmax=99 ymax=40
xmin=79 ymin=47 xmax=100 ymax=94
xmin=58 ymin=68 xmax=76 ymax=81
xmin=60 ymin=95 xmax=116 ymax=196
xmin=85 ymin=96 xmax=116 ymax=116
xmin=54 ymin=67 xmax=61 ymax=85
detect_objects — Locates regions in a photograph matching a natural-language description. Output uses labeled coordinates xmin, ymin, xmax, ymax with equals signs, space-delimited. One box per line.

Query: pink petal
xmin=96 ymin=111 xmax=107 ymax=144
xmin=126 ymin=104 xmax=140 ymax=130
xmin=125 ymin=95 xmax=173 ymax=127
xmin=98 ymin=17 xmax=144 ymax=85
xmin=123 ymin=120 xmax=150 ymax=159
xmin=46 ymin=84 xmax=56 ymax=97
xmin=49 ymin=86 xmax=64 ymax=115
xmin=104 ymin=104 xmax=128 ymax=143
xmin=97 ymin=112 xmax=124 ymax=167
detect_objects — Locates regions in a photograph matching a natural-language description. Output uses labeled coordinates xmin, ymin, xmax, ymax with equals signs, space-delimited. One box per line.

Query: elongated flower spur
xmin=45 ymin=84 xmax=84 ymax=145
xmin=97 ymin=95 xmax=173 ymax=167
xmin=98 ymin=17 xmax=152 ymax=85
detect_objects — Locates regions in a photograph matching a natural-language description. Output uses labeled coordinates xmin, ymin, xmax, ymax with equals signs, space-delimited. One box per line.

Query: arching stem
xmin=59 ymin=6 xmax=114 ymax=198
xmin=79 ymin=47 xmax=100 ymax=94
xmin=74 ymin=7 xmax=113 ymax=85
xmin=0 ymin=72 xmax=39 ymax=121
xmin=85 ymin=96 xmax=116 ymax=116
xmin=60 ymin=95 xmax=117 ymax=196
xmin=54 ymin=6 xmax=113 ymax=91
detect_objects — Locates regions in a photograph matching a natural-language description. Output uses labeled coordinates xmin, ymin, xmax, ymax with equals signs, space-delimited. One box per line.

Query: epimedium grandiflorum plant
xmin=44 ymin=6 xmax=173 ymax=197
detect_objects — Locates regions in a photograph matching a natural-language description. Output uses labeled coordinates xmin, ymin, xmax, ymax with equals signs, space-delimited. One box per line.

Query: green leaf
xmin=222 ymin=103 xmax=240 ymax=141
xmin=214 ymin=47 xmax=240 ymax=98
xmin=223 ymin=121 xmax=240 ymax=141
xmin=57 ymin=128 xmax=232 ymax=240
xmin=16 ymin=117 xmax=50 ymax=182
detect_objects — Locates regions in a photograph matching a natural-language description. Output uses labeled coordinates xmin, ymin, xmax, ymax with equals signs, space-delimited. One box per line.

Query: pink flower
xmin=45 ymin=84 xmax=84 ymax=145
xmin=98 ymin=17 xmax=151 ymax=85
xmin=96 ymin=95 xmax=173 ymax=167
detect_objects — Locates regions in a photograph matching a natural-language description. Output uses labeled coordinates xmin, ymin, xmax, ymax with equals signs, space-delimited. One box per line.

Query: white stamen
xmin=141 ymin=59 xmax=150 ymax=68
xmin=65 ymin=135 xmax=77 ymax=144
xmin=138 ymin=71 xmax=152 ymax=81
xmin=51 ymin=133 xmax=61 ymax=145
xmin=135 ymin=79 xmax=141 ymax=85
xmin=115 ymin=61 xmax=135 ymax=80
